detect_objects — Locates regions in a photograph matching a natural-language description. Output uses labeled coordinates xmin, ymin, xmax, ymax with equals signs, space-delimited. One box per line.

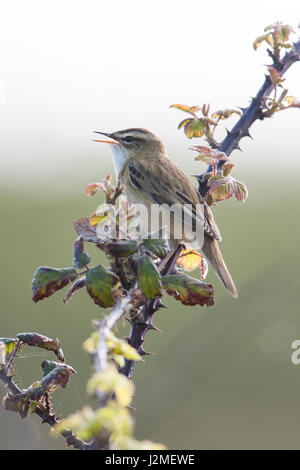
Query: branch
xmin=197 ymin=38 xmax=300 ymax=197
xmin=0 ymin=369 xmax=90 ymax=450
xmin=94 ymin=293 xmax=133 ymax=390
xmin=120 ymin=244 xmax=184 ymax=379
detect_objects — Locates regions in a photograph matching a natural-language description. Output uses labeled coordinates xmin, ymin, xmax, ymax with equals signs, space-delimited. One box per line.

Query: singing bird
xmin=94 ymin=128 xmax=237 ymax=298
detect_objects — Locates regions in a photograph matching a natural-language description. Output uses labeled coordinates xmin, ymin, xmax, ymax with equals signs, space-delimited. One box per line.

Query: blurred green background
xmin=1 ymin=173 xmax=300 ymax=450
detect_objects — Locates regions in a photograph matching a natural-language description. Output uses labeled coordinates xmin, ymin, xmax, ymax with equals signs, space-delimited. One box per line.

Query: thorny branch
xmin=197 ymin=38 xmax=300 ymax=196
xmin=0 ymin=369 xmax=90 ymax=450
xmin=120 ymin=244 xmax=184 ymax=379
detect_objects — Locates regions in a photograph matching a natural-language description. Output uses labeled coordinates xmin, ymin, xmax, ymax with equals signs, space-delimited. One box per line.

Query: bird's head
xmin=93 ymin=128 xmax=166 ymax=176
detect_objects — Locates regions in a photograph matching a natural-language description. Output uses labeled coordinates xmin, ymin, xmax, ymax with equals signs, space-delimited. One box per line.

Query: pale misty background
xmin=1 ymin=0 xmax=300 ymax=450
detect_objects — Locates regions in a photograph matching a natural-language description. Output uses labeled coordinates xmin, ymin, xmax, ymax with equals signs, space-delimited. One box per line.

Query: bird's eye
xmin=123 ymin=136 xmax=135 ymax=143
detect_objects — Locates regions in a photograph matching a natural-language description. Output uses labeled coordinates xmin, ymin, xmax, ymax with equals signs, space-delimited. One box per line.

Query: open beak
xmin=93 ymin=131 xmax=119 ymax=145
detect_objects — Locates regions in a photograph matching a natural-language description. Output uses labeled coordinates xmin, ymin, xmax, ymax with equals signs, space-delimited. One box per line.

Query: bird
xmin=93 ymin=128 xmax=238 ymax=298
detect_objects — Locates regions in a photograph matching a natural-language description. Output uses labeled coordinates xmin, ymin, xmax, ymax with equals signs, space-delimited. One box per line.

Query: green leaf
xmin=41 ymin=359 xmax=62 ymax=377
xmin=143 ymin=238 xmax=168 ymax=258
xmin=162 ymin=273 xmax=214 ymax=306
xmin=32 ymin=267 xmax=78 ymax=303
xmin=137 ymin=255 xmax=161 ymax=299
xmin=107 ymin=240 xmax=138 ymax=258
xmin=184 ymin=119 xmax=205 ymax=138
xmin=73 ymin=236 xmax=91 ymax=269
xmin=86 ymin=264 xmax=119 ymax=308
xmin=16 ymin=332 xmax=65 ymax=362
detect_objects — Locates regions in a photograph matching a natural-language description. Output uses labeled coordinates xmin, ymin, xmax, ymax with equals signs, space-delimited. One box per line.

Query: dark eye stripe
xmin=130 ymin=175 xmax=142 ymax=190
xmin=123 ymin=136 xmax=135 ymax=143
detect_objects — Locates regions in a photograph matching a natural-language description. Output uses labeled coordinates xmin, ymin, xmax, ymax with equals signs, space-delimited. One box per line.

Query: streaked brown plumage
xmin=94 ymin=128 xmax=238 ymax=298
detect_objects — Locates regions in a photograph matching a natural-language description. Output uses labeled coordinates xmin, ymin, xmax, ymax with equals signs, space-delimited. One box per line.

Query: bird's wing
xmin=126 ymin=157 xmax=222 ymax=241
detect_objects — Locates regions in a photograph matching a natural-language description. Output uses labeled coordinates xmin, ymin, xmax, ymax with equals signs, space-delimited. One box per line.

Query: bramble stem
xmin=197 ymin=39 xmax=300 ymax=197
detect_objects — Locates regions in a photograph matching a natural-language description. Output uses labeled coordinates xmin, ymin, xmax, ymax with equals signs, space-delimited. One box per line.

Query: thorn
xmin=233 ymin=143 xmax=242 ymax=152
xmin=147 ymin=324 xmax=162 ymax=333
xmin=225 ymin=128 xmax=231 ymax=136
xmin=241 ymin=129 xmax=253 ymax=139
xmin=237 ymin=106 xmax=247 ymax=113
xmin=124 ymin=317 xmax=132 ymax=325
xmin=139 ymin=348 xmax=155 ymax=356
xmin=155 ymin=299 xmax=168 ymax=310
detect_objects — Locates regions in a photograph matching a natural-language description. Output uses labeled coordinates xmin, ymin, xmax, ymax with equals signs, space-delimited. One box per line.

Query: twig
xmin=197 ymin=39 xmax=300 ymax=197
xmin=94 ymin=293 xmax=133 ymax=397
xmin=0 ymin=369 xmax=90 ymax=450
xmin=120 ymin=244 xmax=184 ymax=379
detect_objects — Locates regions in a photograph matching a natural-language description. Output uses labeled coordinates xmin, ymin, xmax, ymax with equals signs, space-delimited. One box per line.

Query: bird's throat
xmin=110 ymin=144 xmax=130 ymax=178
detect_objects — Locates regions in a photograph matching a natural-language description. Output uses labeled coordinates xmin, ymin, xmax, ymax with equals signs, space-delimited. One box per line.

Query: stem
xmin=120 ymin=244 xmax=184 ymax=379
xmin=0 ymin=369 xmax=90 ymax=450
xmin=197 ymin=39 xmax=300 ymax=197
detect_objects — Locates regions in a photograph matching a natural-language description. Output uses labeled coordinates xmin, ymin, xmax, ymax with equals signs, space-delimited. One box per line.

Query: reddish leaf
xmin=32 ymin=267 xmax=78 ymax=303
xmin=162 ymin=274 xmax=214 ymax=307
xmin=208 ymin=175 xmax=235 ymax=202
xmin=234 ymin=180 xmax=248 ymax=202
xmin=85 ymin=183 xmax=102 ymax=197
xmin=268 ymin=66 xmax=285 ymax=86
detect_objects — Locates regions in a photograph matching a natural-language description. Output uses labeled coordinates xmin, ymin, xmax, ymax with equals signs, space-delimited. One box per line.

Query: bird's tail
xmin=201 ymin=237 xmax=238 ymax=298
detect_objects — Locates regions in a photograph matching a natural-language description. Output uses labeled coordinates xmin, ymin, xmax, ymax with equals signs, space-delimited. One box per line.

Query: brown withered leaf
xmin=41 ymin=364 xmax=75 ymax=392
xmin=74 ymin=217 xmax=99 ymax=243
xmin=3 ymin=386 xmax=44 ymax=418
xmin=63 ymin=276 xmax=86 ymax=304
xmin=162 ymin=274 xmax=214 ymax=307
xmin=16 ymin=332 xmax=65 ymax=362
